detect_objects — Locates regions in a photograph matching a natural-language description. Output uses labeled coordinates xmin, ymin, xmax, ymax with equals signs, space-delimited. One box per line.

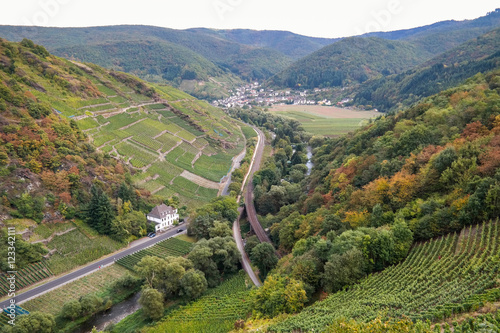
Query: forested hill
xmin=186 ymin=28 xmax=338 ymax=60
xmin=267 ymin=37 xmax=431 ymax=89
xmin=353 ymin=26 xmax=500 ymax=112
xmin=267 ymin=9 xmax=500 ymax=90
xmin=363 ymin=8 xmax=500 ymax=55
xmin=0 ymin=25 xmax=308 ymax=99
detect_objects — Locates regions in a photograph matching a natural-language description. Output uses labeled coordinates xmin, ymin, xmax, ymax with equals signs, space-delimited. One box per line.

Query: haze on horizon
xmin=0 ymin=0 xmax=499 ymax=38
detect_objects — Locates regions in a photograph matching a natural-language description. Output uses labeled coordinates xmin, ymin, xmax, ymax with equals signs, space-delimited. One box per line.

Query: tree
xmin=322 ymin=249 xmax=366 ymax=293
xmin=208 ymin=221 xmax=233 ymax=238
xmin=8 ymin=312 xmax=56 ymax=333
xmin=179 ymin=269 xmax=208 ymax=300
xmin=86 ymin=185 xmax=115 ymax=234
xmin=250 ymin=243 xmax=278 ymax=278
xmin=79 ymin=294 xmax=103 ymax=316
xmin=139 ymin=288 xmax=164 ymax=321
xmin=188 ymin=237 xmax=240 ymax=287
xmin=252 ymin=275 xmax=307 ymax=317
xmin=391 ymin=217 xmax=413 ymax=263
xmin=134 ymin=256 xmax=167 ymax=289
xmin=244 ymin=235 xmax=260 ymax=255
xmin=61 ymin=299 xmax=81 ymax=321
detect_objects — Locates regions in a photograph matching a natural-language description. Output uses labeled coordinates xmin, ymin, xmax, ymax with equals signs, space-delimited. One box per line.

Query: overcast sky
xmin=1 ymin=0 xmax=499 ymax=38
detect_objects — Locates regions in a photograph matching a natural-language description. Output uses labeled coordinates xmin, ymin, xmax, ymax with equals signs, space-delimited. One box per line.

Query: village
xmin=212 ymin=82 xmax=352 ymax=108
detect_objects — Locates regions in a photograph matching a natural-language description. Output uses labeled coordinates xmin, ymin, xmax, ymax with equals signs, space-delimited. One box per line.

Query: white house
xmin=147 ymin=204 xmax=179 ymax=232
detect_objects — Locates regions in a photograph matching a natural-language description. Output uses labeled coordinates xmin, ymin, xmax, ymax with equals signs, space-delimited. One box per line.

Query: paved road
xmin=244 ymin=127 xmax=273 ymax=244
xmin=232 ymin=210 xmax=261 ymax=287
xmin=0 ymin=227 xmax=186 ymax=309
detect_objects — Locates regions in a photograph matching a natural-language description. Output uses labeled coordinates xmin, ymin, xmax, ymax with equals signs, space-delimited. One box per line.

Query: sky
xmin=1 ymin=0 xmax=499 ymax=38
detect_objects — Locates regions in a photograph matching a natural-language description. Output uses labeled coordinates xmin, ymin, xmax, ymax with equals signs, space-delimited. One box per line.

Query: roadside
xmin=0 ymin=228 xmax=186 ymax=309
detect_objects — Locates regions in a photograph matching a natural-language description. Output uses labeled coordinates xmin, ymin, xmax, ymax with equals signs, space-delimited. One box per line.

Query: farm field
xmin=22 ymin=264 xmax=130 ymax=315
xmin=270 ymin=220 xmax=500 ymax=332
xmin=145 ymin=272 xmax=253 ymax=333
xmin=269 ymin=105 xmax=379 ymax=136
xmin=45 ymin=229 xmax=124 ymax=275
xmin=116 ymin=237 xmax=193 ymax=271
xmin=0 ymin=262 xmax=53 ymax=299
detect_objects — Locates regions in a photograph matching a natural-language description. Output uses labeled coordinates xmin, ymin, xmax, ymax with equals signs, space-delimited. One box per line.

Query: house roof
xmin=147 ymin=204 xmax=177 ymax=219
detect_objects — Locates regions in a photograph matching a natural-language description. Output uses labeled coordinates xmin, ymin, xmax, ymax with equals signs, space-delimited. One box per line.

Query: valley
xmin=1 ymin=6 xmax=500 ymax=333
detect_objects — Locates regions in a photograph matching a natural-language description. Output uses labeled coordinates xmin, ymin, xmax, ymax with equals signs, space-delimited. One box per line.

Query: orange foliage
xmin=388 ymin=171 xmax=418 ymax=207
xmin=58 ymin=192 xmax=72 ymax=204
xmin=68 ymin=165 xmax=80 ymax=175
xmin=450 ymin=91 xmax=469 ymax=107
xmin=461 ymin=121 xmax=489 ymax=140
xmin=23 ymin=90 xmax=37 ymax=101
xmin=40 ymin=170 xmax=70 ymax=193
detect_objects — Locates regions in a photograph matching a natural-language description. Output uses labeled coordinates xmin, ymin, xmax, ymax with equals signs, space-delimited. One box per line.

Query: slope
xmin=0 ymin=37 xmax=244 ymax=209
xmin=0 ymin=25 xmax=295 ymax=98
xmin=267 ymin=37 xmax=431 ymax=89
xmin=267 ymin=9 xmax=500 ymax=91
xmin=364 ymin=8 xmax=500 ymax=55
xmin=353 ymin=26 xmax=500 ymax=112
xmin=270 ymin=220 xmax=500 ymax=332
xmin=187 ymin=28 xmax=338 ymax=60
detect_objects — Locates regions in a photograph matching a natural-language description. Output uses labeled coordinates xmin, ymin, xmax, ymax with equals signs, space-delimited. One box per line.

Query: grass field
xmin=270 ymin=105 xmax=379 ymax=136
xmin=45 ymin=229 xmax=124 ymax=275
xmin=22 ymin=264 xmax=130 ymax=315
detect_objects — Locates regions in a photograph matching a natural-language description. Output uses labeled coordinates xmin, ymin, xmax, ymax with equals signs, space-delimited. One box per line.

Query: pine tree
xmin=86 ymin=185 xmax=115 ymax=234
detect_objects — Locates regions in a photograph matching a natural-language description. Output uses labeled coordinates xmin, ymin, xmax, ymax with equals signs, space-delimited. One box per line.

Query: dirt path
xmin=32 ymin=227 xmax=77 ymax=245
xmin=180 ymin=170 xmax=220 ymax=189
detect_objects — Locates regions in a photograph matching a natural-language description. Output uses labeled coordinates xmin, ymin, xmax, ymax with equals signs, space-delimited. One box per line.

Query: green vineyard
xmin=0 ymin=262 xmax=53 ymax=298
xmin=270 ymin=220 xmax=500 ymax=332
xmin=116 ymin=237 xmax=193 ymax=271
xmin=145 ymin=272 xmax=252 ymax=333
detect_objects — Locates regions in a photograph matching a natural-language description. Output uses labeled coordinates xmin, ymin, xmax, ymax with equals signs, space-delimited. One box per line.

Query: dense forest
xmin=353 ymin=27 xmax=500 ymax=112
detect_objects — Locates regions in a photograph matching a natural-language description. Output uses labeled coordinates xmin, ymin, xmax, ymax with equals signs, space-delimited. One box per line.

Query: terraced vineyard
xmin=116 ymin=237 xmax=193 ymax=271
xmin=0 ymin=262 xmax=53 ymax=298
xmin=78 ymin=97 xmax=245 ymax=206
xmin=145 ymin=272 xmax=252 ymax=333
xmin=270 ymin=220 xmax=500 ymax=332
xmin=41 ymin=61 xmax=247 ymax=207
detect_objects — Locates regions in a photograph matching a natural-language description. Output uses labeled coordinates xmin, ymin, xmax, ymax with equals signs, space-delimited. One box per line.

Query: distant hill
xmin=365 ymin=8 xmax=500 ymax=55
xmin=267 ymin=37 xmax=431 ymax=89
xmin=353 ymin=27 xmax=500 ymax=112
xmin=0 ymin=25 xmax=329 ymax=98
xmin=187 ymin=28 xmax=338 ymax=60
xmin=268 ymin=9 xmax=500 ymax=90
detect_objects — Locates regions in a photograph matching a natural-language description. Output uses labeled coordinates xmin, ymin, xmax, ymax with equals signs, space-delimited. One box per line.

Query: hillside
xmin=267 ymin=37 xmax=431 ymax=89
xmin=364 ymin=8 xmax=500 ymax=55
xmin=271 ymin=220 xmax=500 ymax=332
xmin=0 ymin=37 xmax=244 ymax=215
xmin=187 ymin=28 xmax=338 ymax=60
xmin=242 ymin=67 xmax=500 ymax=330
xmin=0 ymin=25 xmax=297 ymax=99
xmin=353 ymin=26 xmax=500 ymax=112
xmin=267 ymin=9 xmax=500 ymax=91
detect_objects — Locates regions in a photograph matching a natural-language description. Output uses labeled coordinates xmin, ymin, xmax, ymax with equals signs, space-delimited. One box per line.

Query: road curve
xmin=0 ymin=228 xmax=187 ymax=309
xmin=232 ymin=210 xmax=261 ymax=287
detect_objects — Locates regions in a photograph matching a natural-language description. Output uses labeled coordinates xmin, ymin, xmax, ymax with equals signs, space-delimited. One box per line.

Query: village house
xmin=147 ymin=204 xmax=179 ymax=232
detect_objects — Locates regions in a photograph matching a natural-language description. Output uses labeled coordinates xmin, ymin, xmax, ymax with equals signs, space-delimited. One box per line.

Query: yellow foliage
xmin=344 ymin=210 xmax=369 ymax=228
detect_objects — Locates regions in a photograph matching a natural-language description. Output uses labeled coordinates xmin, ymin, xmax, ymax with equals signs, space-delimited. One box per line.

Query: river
xmin=306 ymin=146 xmax=313 ymax=175
xmin=73 ymin=292 xmax=141 ymax=333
